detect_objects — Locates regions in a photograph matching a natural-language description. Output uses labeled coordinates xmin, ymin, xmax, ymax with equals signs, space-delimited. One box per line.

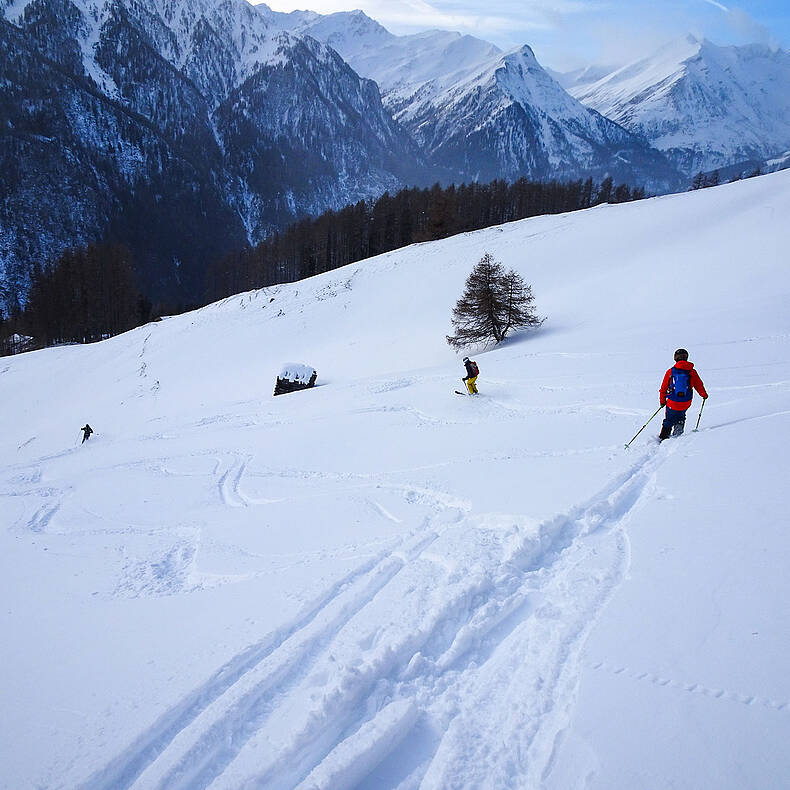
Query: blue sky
xmin=261 ymin=0 xmax=789 ymax=70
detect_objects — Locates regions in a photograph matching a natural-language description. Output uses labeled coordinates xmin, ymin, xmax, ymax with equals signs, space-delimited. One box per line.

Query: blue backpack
xmin=669 ymin=367 xmax=692 ymax=402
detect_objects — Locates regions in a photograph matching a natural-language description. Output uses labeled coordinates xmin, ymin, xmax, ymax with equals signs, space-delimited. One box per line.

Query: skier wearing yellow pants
xmin=463 ymin=356 xmax=479 ymax=395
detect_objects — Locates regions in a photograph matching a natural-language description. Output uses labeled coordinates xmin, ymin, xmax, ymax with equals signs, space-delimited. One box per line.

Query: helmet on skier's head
xmin=674 ymin=348 xmax=689 ymax=361
xmin=463 ymin=357 xmax=470 ymax=363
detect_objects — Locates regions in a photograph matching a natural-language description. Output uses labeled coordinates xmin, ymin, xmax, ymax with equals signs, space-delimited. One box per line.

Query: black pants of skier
xmin=659 ymin=406 xmax=686 ymax=440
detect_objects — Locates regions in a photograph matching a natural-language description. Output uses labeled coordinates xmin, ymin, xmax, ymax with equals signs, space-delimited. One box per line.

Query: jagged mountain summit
xmin=392 ymin=43 xmax=677 ymax=187
xmin=290 ymin=9 xmax=679 ymax=189
xmin=0 ymin=0 xmax=423 ymax=307
xmin=568 ymin=36 xmax=790 ymax=175
xmin=291 ymin=10 xmax=503 ymax=97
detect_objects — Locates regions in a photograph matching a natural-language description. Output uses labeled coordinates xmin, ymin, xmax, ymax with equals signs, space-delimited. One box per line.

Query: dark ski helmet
xmin=674 ymin=348 xmax=689 ymax=361
xmin=463 ymin=356 xmax=470 ymax=362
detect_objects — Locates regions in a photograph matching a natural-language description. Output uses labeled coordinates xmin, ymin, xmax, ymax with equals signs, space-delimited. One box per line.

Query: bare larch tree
xmin=447 ymin=253 xmax=543 ymax=349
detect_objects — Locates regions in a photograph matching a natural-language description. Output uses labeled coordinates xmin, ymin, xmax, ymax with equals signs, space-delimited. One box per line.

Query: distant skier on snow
xmin=658 ymin=349 xmax=707 ymax=440
xmin=81 ymin=424 xmax=93 ymax=443
xmin=462 ymin=356 xmax=479 ymax=395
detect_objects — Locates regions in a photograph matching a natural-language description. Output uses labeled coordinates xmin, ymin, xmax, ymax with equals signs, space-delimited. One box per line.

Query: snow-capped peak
xmin=492 ymin=44 xmax=591 ymax=125
xmin=571 ymin=35 xmax=703 ymax=119
xmin=293 ymin=12 xmax=501 ymax=95
xmin=290 ymin=8 xmax=395 ymax=63
xmin=288 ymin=9 xmax=674 ymax=187
xmin=569 ymin=35 xmax=790 ymax=173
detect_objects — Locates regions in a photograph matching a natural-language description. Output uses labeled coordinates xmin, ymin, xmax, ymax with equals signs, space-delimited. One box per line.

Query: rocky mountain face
xmin=0 ymin=0 xmax=423 ymax=307
xmin=292 ymin=11 xmax=679 ymax=189
xmin=399 ymin=44 xmax=676 ymax=187
xmin=568 ymin=36 xmax=790 ymax=175
xmin=1 ymin=0 xmax=256 ymax=306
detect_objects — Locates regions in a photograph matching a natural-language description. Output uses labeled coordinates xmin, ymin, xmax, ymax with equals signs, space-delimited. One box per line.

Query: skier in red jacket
xmin=659 ymin=348 xmax=708 ymax=440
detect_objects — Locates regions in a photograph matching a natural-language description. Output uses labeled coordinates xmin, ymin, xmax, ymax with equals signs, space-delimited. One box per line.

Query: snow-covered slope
xmin=293 ymin=10 xmax=678 ymax=189
xmin=570 ymin=36 xmax=790 ymax=175
xmin=2 ymin=172 xmax=790 ymax=789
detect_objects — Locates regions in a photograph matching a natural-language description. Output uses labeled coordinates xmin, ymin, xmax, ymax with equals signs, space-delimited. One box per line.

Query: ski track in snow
xmin=77 ymin=534 xmax=432 ymax=790
xmin=704 ymin=408 xmax=790 ymax=432
xmin=27 ymin=500 xmax=61 ymax=533
xmin=218 ymin=454 xmax=254 ymax=508
xmin=79 ymin=446 xmax=665 ymax=790
xmin=213 ymin=454 xmax=473 ymax=514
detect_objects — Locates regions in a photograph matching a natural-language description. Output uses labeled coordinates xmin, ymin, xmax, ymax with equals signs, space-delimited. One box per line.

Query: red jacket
xmin=660 ymin=360 xmax=708 ymax=411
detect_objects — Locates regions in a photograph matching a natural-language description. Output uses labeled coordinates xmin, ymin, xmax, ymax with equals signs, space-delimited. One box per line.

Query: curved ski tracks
xmin=80 ymin=448 xmax=663 ymax=790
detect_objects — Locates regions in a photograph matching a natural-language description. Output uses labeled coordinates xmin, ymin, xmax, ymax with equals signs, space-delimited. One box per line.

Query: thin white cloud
xmin=263 ymin=0 xmax=590 ymax=34
xmin=702 ymin=0 xmax=729 ymax=12
xmin=263 ymin=0 xmax=483 ymax=29
xmin=727 ymin=8 xmax=778 ymax=46
xmin=368 ymin=0 xmax=517 ymax=33
xmin=699 ymin=0 xmax=779 ymax=47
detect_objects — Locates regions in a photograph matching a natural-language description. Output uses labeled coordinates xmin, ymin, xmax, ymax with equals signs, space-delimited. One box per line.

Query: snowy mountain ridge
xmin=569 ymin=35 xmax=790 ymax=174
xmin=291 ymin=10 xmax=502 ymax=97
xmin=291 ymin=9 xmax=678 ymax=188
xmin=2 ymin=169 xmax=789 ymax=790
xmin=290 ymin=7 xmax=790 ymax=182
xmin=5 ymin=0 xmax=290 ymax=99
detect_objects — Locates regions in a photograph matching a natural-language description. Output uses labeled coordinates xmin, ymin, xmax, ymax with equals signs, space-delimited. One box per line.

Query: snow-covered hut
xmin=273 ymin=363 xmax=317 ymax=396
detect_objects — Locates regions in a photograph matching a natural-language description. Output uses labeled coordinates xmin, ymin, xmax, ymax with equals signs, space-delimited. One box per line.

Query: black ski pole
xmin=693 ymin=398 xmax=707 ymax=432
xmin=625 ymin=405 xmax=663 ymax=449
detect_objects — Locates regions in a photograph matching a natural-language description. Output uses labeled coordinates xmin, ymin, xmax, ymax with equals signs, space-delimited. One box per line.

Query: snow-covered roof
xmin=279 ymin=363 xmax=316 ymax=382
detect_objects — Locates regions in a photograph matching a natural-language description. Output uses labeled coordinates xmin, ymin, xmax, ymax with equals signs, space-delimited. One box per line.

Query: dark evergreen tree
xmin=501 ymin=269 xmax=543 ymax=340
xmin=596 ymin=176 xmax=614 ymax=204
xmin=0 ymin=309 xmax=7 ymax=357
xmin=446 ymin=253 xmax=543 ymax=348
xmin=24 ymin=243 xmax=141 ymax=346
xmin=613 ymin=183 xmax=632 ymax=203
xmin=204 ymin=174 xmax=649 ymax=304
xmin=580 ymin=177 xmax=594 ymax=209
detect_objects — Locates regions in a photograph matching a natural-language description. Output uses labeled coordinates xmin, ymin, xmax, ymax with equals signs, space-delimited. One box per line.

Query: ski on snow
xmin=456 ymin=379 xmax=478 ymax=396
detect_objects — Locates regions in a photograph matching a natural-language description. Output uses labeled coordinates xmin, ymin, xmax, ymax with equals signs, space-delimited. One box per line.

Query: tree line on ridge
xmin=1 ymin=174 xmax=644 ymax=354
